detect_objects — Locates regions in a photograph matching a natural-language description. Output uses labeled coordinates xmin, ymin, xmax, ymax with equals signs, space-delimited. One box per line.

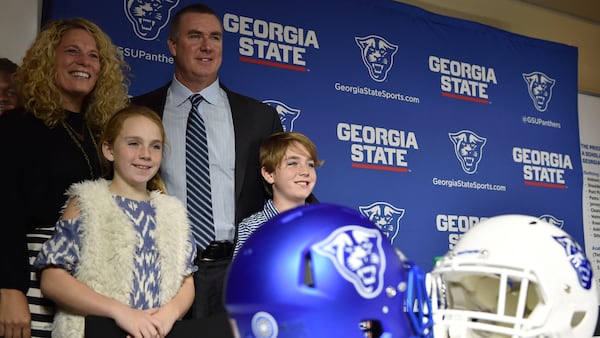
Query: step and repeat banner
xmin=42 ymin=0 xmax=583 ymax=271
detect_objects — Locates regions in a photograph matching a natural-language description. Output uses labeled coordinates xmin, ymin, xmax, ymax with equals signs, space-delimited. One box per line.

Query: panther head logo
xmin=124 ymin=0 xmax=179 ymax=41
xmin=263 ymin=100 xmax=300 ymax=132
xmin=539 ymin=214 xmax=564 ymax=229
xmin=355 ymin=35 xmax=398 ymax=82
xmin=522 ymin=71 xmax=556 ymax=112
xmin=313 ymin=225 xmax=386 ymax=298
xmin=358 ymin=202 xmax=404 ymax=243
xmin=449 ymin=130 xmax=487 ymax=175
xmin=553 ymin=235 xmax=593 ymax=290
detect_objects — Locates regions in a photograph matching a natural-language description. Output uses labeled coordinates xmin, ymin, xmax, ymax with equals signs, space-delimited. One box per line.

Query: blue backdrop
xmin=42 ymin=0 xmax=582 ymax=271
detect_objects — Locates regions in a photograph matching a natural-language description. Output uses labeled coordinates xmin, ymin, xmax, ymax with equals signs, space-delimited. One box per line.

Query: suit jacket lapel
xmin=225 ymin=87 xmax=249 ymax=203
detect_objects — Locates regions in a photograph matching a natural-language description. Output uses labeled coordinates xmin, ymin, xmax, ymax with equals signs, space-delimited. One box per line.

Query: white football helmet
xmin=429 ymin=214 xmax=598 ymax=338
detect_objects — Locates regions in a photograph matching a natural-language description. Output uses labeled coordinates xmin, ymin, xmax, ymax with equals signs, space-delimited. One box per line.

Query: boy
xmin=233 ymin=132 xmax=322 ymax=256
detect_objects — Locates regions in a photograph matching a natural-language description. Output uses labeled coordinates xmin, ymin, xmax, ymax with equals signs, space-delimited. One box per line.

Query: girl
xmin=34 ymin=105 xmax=196 ymax=337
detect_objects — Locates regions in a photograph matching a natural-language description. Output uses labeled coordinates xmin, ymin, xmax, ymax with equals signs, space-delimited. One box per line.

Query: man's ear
xmin=167 ymin=37 xmax=177 ymax=57
xmin=261 ymin=166 xmax=274 ymax=184
xmin=101 ymin=141 xmax=114 ymax=162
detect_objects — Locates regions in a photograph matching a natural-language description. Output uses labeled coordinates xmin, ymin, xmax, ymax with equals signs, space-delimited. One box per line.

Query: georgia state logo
xmin=355 ymin=35 xmax=398 ymax=82
xmin=263 ymin=100 xmax=300 ymax=132
xmin=124 ymin=0 xmax=180 ymax=41
xmin=553 ymin=235 xmax=593 ymax=290
xmin=449 ymin=130 xmax=487 ymax=175
xmin=358 ymin=202 xmax=404 ymax=243
xmin=522 ymin=71 xmax=556 ymax=112
xmin=313 ymin=225 xmax=386 ymax=298
xmin=539 ymin=214 xmax=564 ymax=229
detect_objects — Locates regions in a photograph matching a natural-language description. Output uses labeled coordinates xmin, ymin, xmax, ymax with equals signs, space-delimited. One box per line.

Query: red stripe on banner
xmin=352 ymin=163 xmax=409 ymax=172
xmin=524 ymin=181 xmax=566 ymax=189
xmin=441 ymin=92 xmax=489 ymax=104
xmin=239 ymin=57 xmax=307 ymax=72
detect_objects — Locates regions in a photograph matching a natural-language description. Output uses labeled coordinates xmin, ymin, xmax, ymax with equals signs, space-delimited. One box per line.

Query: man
xmin=131 ymin=3 xmax=284 ymax=326
xmin=0 ymin=58 xmax=18 ymax=115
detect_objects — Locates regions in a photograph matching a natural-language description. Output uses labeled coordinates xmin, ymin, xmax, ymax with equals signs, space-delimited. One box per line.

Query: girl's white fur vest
xmin=52 ymin=179 xmax=192 ymax=337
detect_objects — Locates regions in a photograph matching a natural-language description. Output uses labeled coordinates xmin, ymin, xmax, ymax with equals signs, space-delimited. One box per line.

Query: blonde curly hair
xmin=14 ymin=18 xmax=130 ymax=131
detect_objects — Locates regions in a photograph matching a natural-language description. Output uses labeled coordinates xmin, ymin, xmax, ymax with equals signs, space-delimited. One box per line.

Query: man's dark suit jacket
xmin=131 ymin=83 xmax=284 ymax=229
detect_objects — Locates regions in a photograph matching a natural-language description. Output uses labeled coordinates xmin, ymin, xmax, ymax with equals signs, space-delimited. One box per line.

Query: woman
xmin=0 ymin=18 xmax=130 ymax=338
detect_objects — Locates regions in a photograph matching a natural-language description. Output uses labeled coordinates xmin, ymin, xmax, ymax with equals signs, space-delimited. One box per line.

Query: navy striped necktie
xmin=186 ymin=94 xmax=214 ymax=249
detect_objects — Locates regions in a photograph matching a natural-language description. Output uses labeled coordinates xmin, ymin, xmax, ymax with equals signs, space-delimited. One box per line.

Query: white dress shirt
xmin=161 ymin=77 xmax=236 ymax=241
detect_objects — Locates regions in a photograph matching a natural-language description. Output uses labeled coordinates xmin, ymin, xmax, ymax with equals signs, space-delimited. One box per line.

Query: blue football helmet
xmin=225 ymin=203 xmax=432 ymax=338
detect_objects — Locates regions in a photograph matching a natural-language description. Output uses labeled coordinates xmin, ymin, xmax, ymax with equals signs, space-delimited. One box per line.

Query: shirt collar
xmin=264 ymin=199 xmax=279 ymax=219
xmin=169 ymin=76 xmax=223 ymax=107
